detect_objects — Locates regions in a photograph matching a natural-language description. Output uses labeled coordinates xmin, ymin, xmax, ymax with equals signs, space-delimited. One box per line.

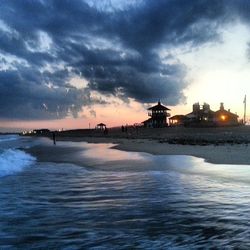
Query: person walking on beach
xmin=52 ymin=132 xmax=56 ymax=145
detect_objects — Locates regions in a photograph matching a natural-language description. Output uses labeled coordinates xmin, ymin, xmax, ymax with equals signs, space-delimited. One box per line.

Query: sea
xmin=0 ymin=134 xmax=250 ymax=249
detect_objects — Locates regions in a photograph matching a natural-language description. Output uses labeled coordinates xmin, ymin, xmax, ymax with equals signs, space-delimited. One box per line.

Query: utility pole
xmin=243 ymin=95 xmax=246 ymax=125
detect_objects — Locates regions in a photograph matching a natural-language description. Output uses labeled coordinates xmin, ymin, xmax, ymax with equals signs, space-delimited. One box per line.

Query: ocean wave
xmin=0 ymin=149 xmax=36 ymax=177
xmin=0 ymin=134 xmax=19 ymax=142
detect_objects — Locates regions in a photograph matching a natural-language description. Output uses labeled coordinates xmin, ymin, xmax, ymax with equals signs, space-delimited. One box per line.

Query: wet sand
xmin=25 ymin=133 xmax=250 ymax=166
xmin=113 ymin=139 xmax=250 ymax=165
xmin=48 ymin=125 xmax=250 ymax=165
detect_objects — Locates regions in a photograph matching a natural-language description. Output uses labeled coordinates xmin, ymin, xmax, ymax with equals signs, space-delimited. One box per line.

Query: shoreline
xmin=82 ymin=137 xmax=250 ymax=165
xmin=21 ymin=126 xmax=250 ymax=165
xmin=113 ymin=139 xmax=250 ymax=165
xmin=24 ymin=135 xmax=250 ymax=165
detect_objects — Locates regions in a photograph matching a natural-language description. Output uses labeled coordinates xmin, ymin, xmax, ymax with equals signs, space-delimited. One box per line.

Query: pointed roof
xmin=169 ymin=115 xmax=185 ymax=120
xmin=97 ymin=123 xmax=106 ymax=126
xmin=147 ymin=101 xmax=170 ymax=111
xmin=142 ymin=118 xmax=153 ymax=124
xmin=214 ymin=109 xmax=238 ymax=118
xmin=214 ymin=103 xmax=239 ymax=118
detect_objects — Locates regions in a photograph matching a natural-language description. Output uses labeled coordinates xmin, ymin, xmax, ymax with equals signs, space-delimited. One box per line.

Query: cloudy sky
xmin=1 ymin=0 xmax=250 ymax=131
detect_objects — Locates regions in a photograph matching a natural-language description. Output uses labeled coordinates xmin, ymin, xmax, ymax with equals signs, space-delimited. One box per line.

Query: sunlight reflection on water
xmin=81 ymin=143 xmax=146 ymax=162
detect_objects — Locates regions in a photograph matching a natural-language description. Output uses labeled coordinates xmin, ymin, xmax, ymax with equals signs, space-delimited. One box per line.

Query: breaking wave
xmin=0 ymin=149 xmax=36 ymax=177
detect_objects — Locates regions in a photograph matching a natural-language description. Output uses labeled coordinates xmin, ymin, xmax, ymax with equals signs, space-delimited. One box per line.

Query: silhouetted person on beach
xmin=121 ymin=125 xmax=125 ymax=132
xmin=52 ymin=132 xmax=56 ymax=145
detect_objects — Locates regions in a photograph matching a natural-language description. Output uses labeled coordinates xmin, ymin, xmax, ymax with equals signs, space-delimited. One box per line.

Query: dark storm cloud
xmin=0 ymin=0 xmax=247 ymax=119
xmin=110 ymin=0 xmax=227 ymax=51
xmin=228 ymin=0 xmax=250 ymax=60
xmin=0 ymin=67 xmax=92 ymax=120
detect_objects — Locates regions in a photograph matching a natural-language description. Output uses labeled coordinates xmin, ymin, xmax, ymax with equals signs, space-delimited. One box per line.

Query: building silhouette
xmin=214 ymin=103 xmax=238 ymax=126
xmin=169 ymin=115 xmax=186 ymax=126
xmin=169 ymin=102 xmax=239 ymax=127
xmin=96 ymin=123 xmax=106 ymax=130
xmin=185 ymin=102 xmax=215 ymax=126
xmin=142 ymin=101 xmax=171 ymax=128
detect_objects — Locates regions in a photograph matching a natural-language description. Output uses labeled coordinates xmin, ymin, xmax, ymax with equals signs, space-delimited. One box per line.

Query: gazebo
xmin=96 ymin=123 xmax=106 ymax=131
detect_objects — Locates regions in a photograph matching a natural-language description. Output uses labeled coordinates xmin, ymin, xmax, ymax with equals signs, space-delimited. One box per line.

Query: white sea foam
xmin=0 ymin=149 xmax=36 ymax=177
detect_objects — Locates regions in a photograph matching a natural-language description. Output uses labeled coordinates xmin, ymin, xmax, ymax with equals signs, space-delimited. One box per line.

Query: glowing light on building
xmin=221 ymin=115 xmax=226 ymax=121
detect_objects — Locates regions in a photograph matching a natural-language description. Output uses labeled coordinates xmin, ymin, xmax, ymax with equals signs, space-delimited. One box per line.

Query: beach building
xmin=171 ymin=102 xmax=239 ymax=127
xmin=96 ymin=123 xmax=106 ymax=130
xmin=142 ymin=101 xmax=171 ymax=128
xmin=214 ymin=103 xmax=239 ymax=126
xmin=33 ymin=129 xmax=50 ymax=134
xmin=185 ymin=102 xmax=215 ymax=126
xmin=169 ymin=115 xmax=186 ymax=126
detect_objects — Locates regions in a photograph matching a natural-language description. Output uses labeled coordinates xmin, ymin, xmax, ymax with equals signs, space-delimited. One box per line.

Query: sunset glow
xmin=1 ymin=1 xmax=250 ymax=131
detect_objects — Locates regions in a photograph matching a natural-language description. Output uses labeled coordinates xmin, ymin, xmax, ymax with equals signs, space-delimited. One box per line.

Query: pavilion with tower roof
xmin=142 ymin=101 xmax=171 ymax=128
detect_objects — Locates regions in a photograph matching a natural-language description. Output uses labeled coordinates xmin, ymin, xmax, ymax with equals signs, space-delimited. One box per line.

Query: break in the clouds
xmin=0 ymin=0 xmax=250 ymax=119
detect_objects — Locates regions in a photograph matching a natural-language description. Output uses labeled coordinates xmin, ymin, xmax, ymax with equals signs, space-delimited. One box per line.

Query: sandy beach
xmin=24 ymin=126 xmax=250 ymax=165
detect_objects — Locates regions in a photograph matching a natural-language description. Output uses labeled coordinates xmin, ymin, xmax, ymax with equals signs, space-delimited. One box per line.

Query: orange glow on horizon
xmin=0 ymin=101 xmax=148 ymax=131
xmin=0 ymin=99 xmax=247 ymax=132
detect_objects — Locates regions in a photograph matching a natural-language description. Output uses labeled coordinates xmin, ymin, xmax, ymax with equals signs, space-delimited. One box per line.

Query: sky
xmin=1 ymin=0 xmax=250 ymax=132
